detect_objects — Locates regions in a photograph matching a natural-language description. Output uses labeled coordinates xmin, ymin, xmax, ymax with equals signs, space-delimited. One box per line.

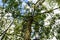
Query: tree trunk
xmin=24 ymin=16 xmax=33 ymax=40
xmin=24 ymin=28 xmax=31 ymax=40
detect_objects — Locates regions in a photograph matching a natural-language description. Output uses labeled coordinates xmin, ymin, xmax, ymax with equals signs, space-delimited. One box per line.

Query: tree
xmin=0 ymin=0 xmax=60 ymax=40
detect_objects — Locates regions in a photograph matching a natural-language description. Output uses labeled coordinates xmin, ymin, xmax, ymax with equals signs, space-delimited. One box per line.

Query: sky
xmin=0 ymin=0 xmax=3 ymax=6
xmin=0 ymin=0 xmax=28 ymax=7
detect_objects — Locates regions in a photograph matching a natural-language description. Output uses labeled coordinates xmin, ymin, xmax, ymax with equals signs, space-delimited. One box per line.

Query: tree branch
xmin=41 ymin=7 xmax=60 ymax=14
xmin=35 ymin=0 xmax=45 ymax=6
xmin=0 ymin=21 xmax=13 ymax=40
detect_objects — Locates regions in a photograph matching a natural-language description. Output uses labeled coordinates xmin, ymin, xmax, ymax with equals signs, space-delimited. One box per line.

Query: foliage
xmin=0 ymin=0 xmax=60 ymax=40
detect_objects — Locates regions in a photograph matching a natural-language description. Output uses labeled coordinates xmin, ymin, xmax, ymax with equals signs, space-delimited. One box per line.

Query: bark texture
xmin=24 ymin=16 xmax=33 ymax=40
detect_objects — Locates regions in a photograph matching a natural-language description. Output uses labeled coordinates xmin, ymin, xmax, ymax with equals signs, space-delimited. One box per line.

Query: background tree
xmin=0 ymin=0 xmax=60 ymax=40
